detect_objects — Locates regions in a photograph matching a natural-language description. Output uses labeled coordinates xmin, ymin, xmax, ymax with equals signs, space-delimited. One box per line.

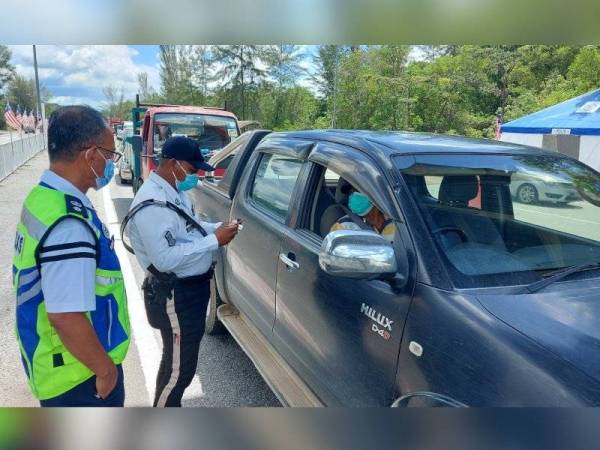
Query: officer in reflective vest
xmin=12 ymin=105 xmax=130 ymax=406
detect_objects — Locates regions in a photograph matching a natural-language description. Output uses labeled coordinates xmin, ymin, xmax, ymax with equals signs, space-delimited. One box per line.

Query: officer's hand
xmin=215 ymin=222 xmax=238 ymax=246
xmin=96 ymin=363 xmax=118 ymax=399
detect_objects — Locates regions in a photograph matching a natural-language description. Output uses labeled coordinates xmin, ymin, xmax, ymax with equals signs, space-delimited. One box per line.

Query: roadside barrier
xmin=0 ymin=132 xmax=46 ymax=181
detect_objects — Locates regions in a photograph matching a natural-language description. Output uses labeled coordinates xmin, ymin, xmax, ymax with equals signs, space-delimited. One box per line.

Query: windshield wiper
xmin=521 ymin=262 xmax=600 ymax=294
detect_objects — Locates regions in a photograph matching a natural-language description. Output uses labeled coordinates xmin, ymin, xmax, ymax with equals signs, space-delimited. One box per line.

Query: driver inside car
xmin=330 ymin=190 xmax=396 ymax=242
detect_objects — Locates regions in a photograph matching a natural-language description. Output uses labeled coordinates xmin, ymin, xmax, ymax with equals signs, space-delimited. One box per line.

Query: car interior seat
xmin=319 ymin=178 xmax=354 ymax=237
xmin=438 ymin=175 xmax=479 ymax=208
xmin=427 ymin=175 xmax=507 ymax=251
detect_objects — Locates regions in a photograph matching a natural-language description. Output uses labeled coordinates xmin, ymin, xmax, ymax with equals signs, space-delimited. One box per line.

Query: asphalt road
xmin=0 ymin=150 xmax=279 ymax=407
xmin=513 ymin=200 xmax=600 ymax=242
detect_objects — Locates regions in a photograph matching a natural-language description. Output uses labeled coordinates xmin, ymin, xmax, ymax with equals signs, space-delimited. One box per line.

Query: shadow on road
xmin=113 ymin=197 xmax=133 ymax=221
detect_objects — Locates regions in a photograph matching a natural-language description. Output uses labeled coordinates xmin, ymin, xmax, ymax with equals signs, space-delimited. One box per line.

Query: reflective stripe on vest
xmin=20 ymin=207 xmax=48 ymax=241
xmin=13 ymin=184 xmax=130 ymax=400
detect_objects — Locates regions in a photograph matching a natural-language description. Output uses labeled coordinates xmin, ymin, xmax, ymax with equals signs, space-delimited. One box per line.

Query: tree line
xmin=2 ymin=45 xmax=600 ymax=138
xmin=133 ymin=44 xmax=600 ymax=138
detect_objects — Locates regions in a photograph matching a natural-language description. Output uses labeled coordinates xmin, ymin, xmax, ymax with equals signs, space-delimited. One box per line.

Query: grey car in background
xmin=511 ymin=173 xmax=581 ymax=205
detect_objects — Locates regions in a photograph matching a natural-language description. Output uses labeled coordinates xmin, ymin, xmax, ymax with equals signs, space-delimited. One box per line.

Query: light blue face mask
xmin=174 ymin=161 xmax=199 ymax=191
xmin=90 ymin=150 xmax=115 ymax=190
xmin=348 ymin=192 xmax=373 ymax=217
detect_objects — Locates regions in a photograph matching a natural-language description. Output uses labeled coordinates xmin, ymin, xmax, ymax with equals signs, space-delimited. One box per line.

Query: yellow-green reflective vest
xmin=12 ymin=184 xmax=130 ymax=400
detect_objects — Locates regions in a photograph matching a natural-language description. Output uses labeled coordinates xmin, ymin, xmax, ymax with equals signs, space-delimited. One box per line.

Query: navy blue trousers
xmin=39 ymin=364 xmax=124 ymax=407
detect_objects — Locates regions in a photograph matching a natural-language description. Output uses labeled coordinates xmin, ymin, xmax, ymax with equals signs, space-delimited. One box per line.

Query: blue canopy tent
xmin=500 ymin=88 xmax=600 ymax=171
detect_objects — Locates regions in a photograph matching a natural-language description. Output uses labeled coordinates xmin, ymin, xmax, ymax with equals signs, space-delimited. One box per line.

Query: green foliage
xmin=101 ymin=85 xmax=136 ymax=120
xmin=212 ymin=45 xmax=268 ymax=119
xmin=150 ymin=45 xmax=600 ymax=137
xmin=0 ymin=45 xmax=15 ymax=92
xmin=6 ymin=73 xmax=50 ymax=112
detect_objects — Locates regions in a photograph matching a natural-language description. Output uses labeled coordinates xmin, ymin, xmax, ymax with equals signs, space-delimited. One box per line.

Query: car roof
xmin=265 ymin=129 xmax=555 ymax=158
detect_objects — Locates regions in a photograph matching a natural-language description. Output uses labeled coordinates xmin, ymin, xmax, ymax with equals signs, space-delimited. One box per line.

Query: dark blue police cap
xmin=161 ymin=136 xmax=215 ymax=171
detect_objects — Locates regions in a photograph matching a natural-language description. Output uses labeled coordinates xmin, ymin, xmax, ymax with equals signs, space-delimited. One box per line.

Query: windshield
xmin=396 ymin=153 xmax=600 ymax=288
xmin=152 ymin=113 xmax=239 ymax=155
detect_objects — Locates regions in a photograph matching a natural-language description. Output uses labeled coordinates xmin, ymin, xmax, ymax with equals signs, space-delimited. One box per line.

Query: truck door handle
xmin=279 ymin=252 xmax=300 ymax=271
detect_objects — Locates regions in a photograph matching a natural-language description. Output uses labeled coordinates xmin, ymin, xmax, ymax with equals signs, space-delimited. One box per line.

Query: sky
xmin=6 ymin=45 xmax=320 ymax=109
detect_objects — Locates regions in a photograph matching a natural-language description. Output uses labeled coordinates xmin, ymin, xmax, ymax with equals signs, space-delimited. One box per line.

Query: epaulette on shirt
xmin=64 ymin=194 xmax=88 ymax=219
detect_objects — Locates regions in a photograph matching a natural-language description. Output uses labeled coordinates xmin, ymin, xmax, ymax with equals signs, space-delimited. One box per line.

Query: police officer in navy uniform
xmin=126 ymin=136 xmax=238 ymax=407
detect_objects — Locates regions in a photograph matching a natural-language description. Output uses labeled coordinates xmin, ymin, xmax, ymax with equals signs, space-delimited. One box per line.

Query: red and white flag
xmin=16 ymin=105 xmax=23 ymax=129
xmin=26 ymin=110 xmax=34 ymax=129
xmin=3 ymin=102 xmax=21 ymax=130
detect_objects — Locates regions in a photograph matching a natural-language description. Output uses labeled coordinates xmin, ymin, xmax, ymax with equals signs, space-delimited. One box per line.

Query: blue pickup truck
xmin=192 ymin=129 xmax=600 ymax=407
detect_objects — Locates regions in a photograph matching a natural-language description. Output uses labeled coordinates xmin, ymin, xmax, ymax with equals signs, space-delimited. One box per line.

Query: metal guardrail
xmin=0 ymin=132 xmax=46 ymax=181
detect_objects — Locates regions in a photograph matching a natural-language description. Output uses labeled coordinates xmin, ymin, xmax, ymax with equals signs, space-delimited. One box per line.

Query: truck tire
xmin=205 ymin=278 xmax=226 ymax=335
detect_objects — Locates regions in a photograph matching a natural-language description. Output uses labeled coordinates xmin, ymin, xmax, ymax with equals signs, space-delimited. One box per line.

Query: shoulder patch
xmin=65 ymin=194 xmax=88 ymax=218
xmin=164 ymin=230 xmax=176 ymax=247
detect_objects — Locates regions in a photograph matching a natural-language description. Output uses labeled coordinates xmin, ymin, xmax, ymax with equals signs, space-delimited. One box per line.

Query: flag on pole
xmin=495 ymin=115 xmax=502 ymax=140
xmin=26 ymin=110 xmax=34 ymax=129
xmin=16 ymin=105 xmax=23 ymax=129
xmin=4 ymin=102 xmax=21 ymax=130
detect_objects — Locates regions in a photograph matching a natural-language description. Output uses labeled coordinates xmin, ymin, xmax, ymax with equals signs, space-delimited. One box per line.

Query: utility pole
xmin=32 ymin=45 xmax=43 ymax=133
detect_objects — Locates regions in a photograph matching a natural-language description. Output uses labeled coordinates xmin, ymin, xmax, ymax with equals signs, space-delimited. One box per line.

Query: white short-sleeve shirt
xmin=38 ymin=170 xmax=97 ymax=313
xmin=128 ymin=171 xmax=221 ymax=278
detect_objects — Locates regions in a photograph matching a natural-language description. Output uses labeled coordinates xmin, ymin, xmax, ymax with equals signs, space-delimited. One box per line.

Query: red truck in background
xmin=127 ymin=96 xmax=240 ymax=193
xmin=109 ymin=117 xmax=123 ymax=135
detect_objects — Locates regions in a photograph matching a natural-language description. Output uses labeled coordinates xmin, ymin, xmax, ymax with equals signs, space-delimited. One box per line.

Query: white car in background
xmin=511 ymin=172 xmax=581 ymax=205
xmin=117 ymin=121 xmax=133 ymax=141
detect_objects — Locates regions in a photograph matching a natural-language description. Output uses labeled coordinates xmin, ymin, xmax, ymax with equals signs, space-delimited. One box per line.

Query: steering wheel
xmin=432 ymin=227 xmax=468 ymax=243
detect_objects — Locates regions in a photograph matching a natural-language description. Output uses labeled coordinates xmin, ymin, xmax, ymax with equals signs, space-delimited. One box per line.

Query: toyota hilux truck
xmin=192 ymin=129 xmax=600 ymax=407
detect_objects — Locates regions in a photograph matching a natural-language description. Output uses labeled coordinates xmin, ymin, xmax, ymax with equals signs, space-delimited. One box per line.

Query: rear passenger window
xmin=250 ymin=153 xmax=303 ymax=221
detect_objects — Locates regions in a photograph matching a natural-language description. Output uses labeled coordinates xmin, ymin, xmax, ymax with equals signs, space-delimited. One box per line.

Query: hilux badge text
xmin=361 ymin=303 xmax=393 ymax=331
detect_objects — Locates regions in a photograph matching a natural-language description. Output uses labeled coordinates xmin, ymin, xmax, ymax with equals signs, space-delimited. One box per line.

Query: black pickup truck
xmin=192 ymin=129 xmax=600 ymax=407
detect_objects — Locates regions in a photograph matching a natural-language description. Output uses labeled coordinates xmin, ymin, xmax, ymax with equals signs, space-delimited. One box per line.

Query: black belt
xmin=176 ymin=268 xmax=214 ymax=284
xmin=146 ymin=264 xmax=213 ymax=284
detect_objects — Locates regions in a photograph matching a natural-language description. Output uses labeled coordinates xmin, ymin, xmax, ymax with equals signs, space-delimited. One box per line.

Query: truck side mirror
xmin=319 ymin=230 xmax=399 ymax=280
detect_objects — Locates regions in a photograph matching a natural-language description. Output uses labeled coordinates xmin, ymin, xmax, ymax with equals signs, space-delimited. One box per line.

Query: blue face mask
xmin=174 ymin=161 xmax=199 ymax=191
xmin=90 ymin=150 xmax=115 ymax=190
xmin=348 ymin=192 xmax=373 ymax=217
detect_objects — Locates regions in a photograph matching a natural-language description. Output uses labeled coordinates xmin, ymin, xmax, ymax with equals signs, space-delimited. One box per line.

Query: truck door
xmin=273 ymin=143 xmax=415 ymax=406
xmin=226 ymin=146 xmax=307 ymax=338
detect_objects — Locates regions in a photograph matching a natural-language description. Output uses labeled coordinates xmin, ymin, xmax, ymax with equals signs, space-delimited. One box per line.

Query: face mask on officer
xmin=172 ymin=160 xmax=199 ymax=191
xmin=87 ymin=148 xmax=115 ymax=190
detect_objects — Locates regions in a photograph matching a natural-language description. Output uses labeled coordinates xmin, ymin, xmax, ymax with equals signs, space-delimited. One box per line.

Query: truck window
xmin=397 ymin=153 xmax=600 ymax=288
xmin=152 ymin=113 xmax=238 ymax=155
xmin=216 ymin=155 xmax=234 ymax=171
xmin=298 ymin=164 xmax=357 ymax=238
xmin=250 ymin=153 xmax=303 ymax=221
